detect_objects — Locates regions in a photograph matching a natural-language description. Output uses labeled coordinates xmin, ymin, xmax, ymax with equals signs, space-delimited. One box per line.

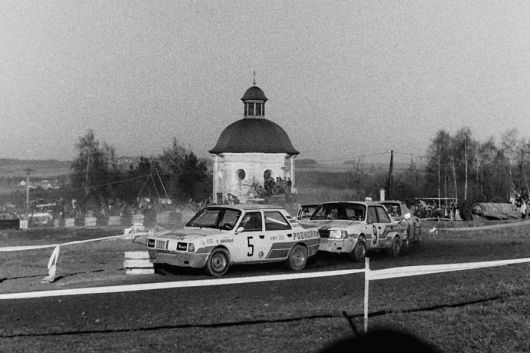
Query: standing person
xmin=520 ymin=199 xmax=527 ymax=219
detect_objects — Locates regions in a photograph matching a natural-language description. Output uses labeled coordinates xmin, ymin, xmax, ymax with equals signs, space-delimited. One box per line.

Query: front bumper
xmin=147 ymin=250 xmax=209 ymax=269
xmin=318 ymin=237 xmax=356 ymax=253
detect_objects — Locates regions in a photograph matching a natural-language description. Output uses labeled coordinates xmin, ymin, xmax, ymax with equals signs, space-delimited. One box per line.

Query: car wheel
xmin=204 ymin=248 xmax=230 ymax=277
xmin=388 ymin=236 xmax=401 ymax=257
xmin=349 ymin=240 xmax=366 ymax=262
xmin=285 ymin=244 xmax=308 ymax=271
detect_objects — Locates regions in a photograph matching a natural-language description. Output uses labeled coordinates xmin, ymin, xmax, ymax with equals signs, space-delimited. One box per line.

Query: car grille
xmin=155 ymin=239 xmax=168 ymax=250
xmin=319 ymin=229 xmax=330 ymax=238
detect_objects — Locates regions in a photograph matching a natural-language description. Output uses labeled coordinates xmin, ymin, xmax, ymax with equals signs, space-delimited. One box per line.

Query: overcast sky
xmin=2 ymin=0 xmax=530 ymax=164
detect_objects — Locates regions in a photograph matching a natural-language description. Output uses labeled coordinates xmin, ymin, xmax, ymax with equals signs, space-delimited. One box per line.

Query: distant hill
xmin=0 ymin=159 xmax=71 ymax=177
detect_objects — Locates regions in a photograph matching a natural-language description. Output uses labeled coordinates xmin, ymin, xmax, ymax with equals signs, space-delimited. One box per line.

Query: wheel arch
xmin=211 ymin=245 xmax=231 ymax=261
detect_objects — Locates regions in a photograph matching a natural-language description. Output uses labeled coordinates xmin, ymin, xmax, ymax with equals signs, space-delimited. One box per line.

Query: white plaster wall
xmin=211 ymin=153 xmax=294 ymax=203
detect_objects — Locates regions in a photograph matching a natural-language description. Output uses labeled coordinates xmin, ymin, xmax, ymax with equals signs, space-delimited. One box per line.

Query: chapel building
xmin=209 ymin=83 xmax=299 ymax=204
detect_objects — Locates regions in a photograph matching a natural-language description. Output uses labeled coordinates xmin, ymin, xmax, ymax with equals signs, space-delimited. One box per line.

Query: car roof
xmin=207 ymin=204 xmax=285 ymax=211
xmin=380 ymin=200 xmax=405 ymax=205
xmin=319 ymin=201 xmax=383 ymax=207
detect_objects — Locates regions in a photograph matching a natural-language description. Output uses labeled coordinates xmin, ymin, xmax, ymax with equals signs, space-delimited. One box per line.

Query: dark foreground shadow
xmin=319 ymin=327 xmax=442 ymax=353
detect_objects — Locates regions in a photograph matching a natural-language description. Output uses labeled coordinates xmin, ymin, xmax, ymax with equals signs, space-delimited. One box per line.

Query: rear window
xmin=264 ymin=211 xmax=291 ymax=231
xmin=367 ymin=207 xmax=377 ymax=224
xmin=375 ymin=206 xmax=391 ymax=223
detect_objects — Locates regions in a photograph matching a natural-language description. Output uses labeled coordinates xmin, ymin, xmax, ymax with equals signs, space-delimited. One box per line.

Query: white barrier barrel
xmin=124 ymin=251 xmax=154 ymax=275
xmin=19 ymin=220 xmax=28 ymax=230
xmin=64 ymin=218 xmax=75 ymax=228
xmin=85 ymin=217 xmax=97 ymax=227
xmin=108 ymin=216 xmax=121 ymax=226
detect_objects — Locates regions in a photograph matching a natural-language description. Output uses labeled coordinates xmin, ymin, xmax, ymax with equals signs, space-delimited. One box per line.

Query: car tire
xmin=388 ymin=236 xmax=401 ymax=257
xmin=204 ymin=248 xmax=230 ymax=277
xmin=349 ymin=240 xmax=366 ymax=262
xmin=285 ymin=244 xmax=308 ymax=271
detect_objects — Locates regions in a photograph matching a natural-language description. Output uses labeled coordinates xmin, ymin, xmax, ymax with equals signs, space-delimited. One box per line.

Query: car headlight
xmin=188 ymin=243 xmax=195 ymax=252
xmin=329 ymin=230 xmax=347 ymax=239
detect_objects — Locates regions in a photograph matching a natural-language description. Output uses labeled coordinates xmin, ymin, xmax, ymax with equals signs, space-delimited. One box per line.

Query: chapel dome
xmin=241 ymin=86 xmax=268 ymax=101
xmin=209 ymin=118 xmax=299 ymax=155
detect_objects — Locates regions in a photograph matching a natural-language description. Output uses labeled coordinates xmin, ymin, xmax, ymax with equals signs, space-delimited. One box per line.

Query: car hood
xmin=305 ymin=219 xmax=361 ymax=226
xmin=150 ymin=228 xmax=224 ymax=242
xmin=316 ymin=220 xmax=363 ymax=229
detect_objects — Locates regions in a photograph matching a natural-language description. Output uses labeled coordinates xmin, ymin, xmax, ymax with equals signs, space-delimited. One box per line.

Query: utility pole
xmin=464 ymin=136 xmax=468 ymax=200
xmin=452 ymin=159 xmax=458 ymax=205
xmin=387 ymin=150 xmax=394 ymax=200
xmin=24 ymin=168 xmax=34 ymax=212
xmin=438 ymin=147 xmax=441 ymax=210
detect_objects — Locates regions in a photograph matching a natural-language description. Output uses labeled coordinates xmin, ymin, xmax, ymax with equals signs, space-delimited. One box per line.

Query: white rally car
xmin=305 ymin=201 xmax=407 ymax=261
xmin=146 ymin=205 xmax=320 ymax=276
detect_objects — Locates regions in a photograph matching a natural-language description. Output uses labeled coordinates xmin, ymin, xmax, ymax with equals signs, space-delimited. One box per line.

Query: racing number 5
xmin=247 ymin=236 xmax=254 ymax=256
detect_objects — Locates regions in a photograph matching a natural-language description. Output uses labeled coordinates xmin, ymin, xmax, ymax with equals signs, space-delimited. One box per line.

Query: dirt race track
xmin=0 ymin=225 xmax=530 ymax=353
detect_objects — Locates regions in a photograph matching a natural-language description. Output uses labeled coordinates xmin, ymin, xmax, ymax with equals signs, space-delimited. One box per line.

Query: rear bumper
xmin=147 ymin=250 xmax=209 ymax=269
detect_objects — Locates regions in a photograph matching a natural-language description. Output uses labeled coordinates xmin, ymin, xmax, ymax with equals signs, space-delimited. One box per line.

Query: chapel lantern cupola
xmin=241 ymin=74 xmax=267 ymax=118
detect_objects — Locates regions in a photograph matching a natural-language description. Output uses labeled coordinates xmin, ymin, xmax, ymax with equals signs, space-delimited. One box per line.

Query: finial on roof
xmin=252 ymin=70 xmax=256 ymax=86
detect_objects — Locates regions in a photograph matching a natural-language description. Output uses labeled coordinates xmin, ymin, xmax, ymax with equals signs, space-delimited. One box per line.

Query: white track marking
xmin=367 ymin=257 xmax=530 ymax=280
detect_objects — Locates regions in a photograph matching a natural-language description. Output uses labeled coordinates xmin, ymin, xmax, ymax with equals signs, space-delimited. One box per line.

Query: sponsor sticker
xmin=292 ymin=230 xmax=318 ymax=240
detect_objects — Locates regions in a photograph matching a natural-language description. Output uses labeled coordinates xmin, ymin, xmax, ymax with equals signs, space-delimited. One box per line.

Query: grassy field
xmin=1 ymin=223 xmax=529 ymax=352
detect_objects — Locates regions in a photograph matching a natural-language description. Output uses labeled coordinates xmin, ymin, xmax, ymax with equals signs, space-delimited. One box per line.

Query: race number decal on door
xmin=247 ymin=236 xmax=254 ymax=256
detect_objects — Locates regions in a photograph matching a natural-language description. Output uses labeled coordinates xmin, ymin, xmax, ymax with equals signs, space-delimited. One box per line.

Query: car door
xmin=366 ymin=206 xmax=379 ymax=247
xmin=263 ymin=210 xmax=293 ymax=260
xmin=374 ymin=206 xmax=393 ymax=248
xmin=233 ymin=211 xmax=269 ymax=263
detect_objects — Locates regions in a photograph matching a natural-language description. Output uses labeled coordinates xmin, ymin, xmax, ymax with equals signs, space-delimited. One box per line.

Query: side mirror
xmin=235 ymin=226 xmax=245 ymax=234
xmin=404 ymin=213 xmax=411 ymax=219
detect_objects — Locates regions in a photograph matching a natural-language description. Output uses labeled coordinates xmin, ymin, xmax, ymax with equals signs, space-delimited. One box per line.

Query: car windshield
xmin=186 ymin=207 xmax=242 ymax=230
xmin=310 ymin=203 xmax=366 ymax=221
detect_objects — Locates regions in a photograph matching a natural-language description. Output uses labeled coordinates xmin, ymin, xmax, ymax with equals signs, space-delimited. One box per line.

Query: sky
xmin=2 ymin=0 xmax=530 ymax=164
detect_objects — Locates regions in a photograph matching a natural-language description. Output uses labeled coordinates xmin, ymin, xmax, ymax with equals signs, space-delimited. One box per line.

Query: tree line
xmin=298 ymin=127 xmax=530 ymax=208
xmin=69 ymin=130 xmax=210 ymax=212
xmin=13 ymin=126 xmax=527 ymax=213
xmin=425 ymin=127 xmax=529 ymax=204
